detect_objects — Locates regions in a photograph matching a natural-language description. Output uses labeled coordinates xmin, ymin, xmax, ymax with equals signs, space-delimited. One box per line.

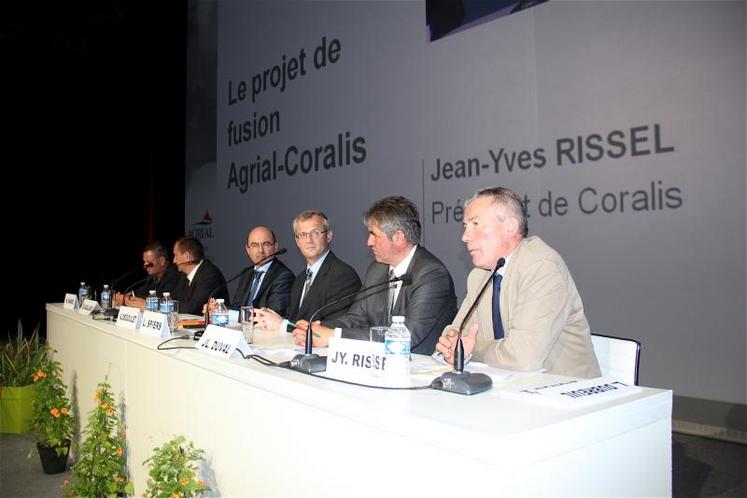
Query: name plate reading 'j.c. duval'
xmin=115 ymin=306 xmax=142 ymax=330
xmin=195 ymin=325 xmax=251 ymax=359
xmin=140 ymin=310 xmax=170 ymax=338
xmin=78 ymin=298 xmax=101 ymax=316
xmin=63 ymin=293 xmax=79 ymax=310
xmin=325 ymin=337 xmax=387 ymax=381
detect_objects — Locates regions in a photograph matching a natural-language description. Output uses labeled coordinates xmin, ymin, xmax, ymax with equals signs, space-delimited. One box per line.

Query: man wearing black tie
xmin=253 ymin=210 xmax=361 ymax=332
xmin=172 ymin=236 xmax=228 ymax=315
xmin=228 ymin=226 xmax=294 ymax=315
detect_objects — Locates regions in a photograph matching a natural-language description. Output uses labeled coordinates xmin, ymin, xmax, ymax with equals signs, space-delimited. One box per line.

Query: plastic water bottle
xmin=100 ymin=285 xmax=111 ymax=311
xmin=145 ymin=290 xmax=159 ymax=312
xmin=78 ymin=282 xmax=89 ymax=304
xmin=211 ymin=298 xmax=229 ymax=327
xmin=384 ymin=316 xmax=411 ymax=380
xmin=159 ymin=292 xmax=177 ymax=332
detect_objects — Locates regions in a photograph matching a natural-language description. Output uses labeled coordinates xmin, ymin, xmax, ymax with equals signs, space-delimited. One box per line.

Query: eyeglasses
xmin=247 ymin=241 xmax=275 ymax=250
xmin=295 ymin=229 xmax=327 ymax=240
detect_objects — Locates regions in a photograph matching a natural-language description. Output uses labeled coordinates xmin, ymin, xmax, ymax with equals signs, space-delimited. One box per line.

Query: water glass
xmin=168 ymin=300 xmax=179 ymax=334
xmin=369 ymin=326 xmax=388 ymax=343
xmin=241 ymin=306 xmax=254 ymax=344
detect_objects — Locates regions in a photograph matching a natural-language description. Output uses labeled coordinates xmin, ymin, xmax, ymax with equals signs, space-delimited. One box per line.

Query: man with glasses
xmin=228 ymin=225 xmax=294 ymax=315
xmin=253 ymin=210 xmax=361 ymax=332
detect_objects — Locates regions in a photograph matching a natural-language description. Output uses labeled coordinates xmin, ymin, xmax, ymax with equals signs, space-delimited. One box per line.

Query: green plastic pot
xmin=0 ymin=384 xmax=38 ymax=433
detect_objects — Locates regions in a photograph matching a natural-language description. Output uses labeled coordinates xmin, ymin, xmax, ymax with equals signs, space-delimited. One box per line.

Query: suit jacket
xmin=231 ymin=259 xmax=294 ymax=315
xmin=172 ymin=260 xmax=229 ymax=315
xmin=133 ymin=264 xmax=182 ymax=298
xmin=325 ymin=246 xmax=457 ymax=354
xmin=448 ymin=236 xmax=601 ymax=378
xmin=286 ymin=251 xmax=361 ymax=322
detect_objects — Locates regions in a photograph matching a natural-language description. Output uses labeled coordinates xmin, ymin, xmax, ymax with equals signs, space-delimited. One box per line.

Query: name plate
xmin=140 ymin=310 xmax=170 ymax=338
xmin=195 ymin=325 xmax=251 ymax=359
xmin=326 ymin=337 xmax=387 ymax=380
xmin=63 ymin=293 xmax=78 ymax=310
xmin=78 ymin=298 xmax=101 ymax=316
xmin=116 ymin=306 xmax=142 ymax=330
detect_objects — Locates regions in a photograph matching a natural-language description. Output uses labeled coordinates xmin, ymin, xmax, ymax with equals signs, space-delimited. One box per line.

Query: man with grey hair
xmin=293 ymin=196 xmax=457 ymax=354
xmin=436 ymin=186 xmax=600 ymax=378
xmin=253 ymin=210 xmax=361 ymax=332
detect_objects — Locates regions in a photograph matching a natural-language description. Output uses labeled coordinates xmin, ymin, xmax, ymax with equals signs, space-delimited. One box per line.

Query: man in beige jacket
xmin=436 ymin=186 xmax=600 ymax=378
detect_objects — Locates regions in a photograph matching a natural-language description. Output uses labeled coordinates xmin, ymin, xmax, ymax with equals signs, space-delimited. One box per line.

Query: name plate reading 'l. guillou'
xmin=78 ymin=299 xmax=101 ymax=316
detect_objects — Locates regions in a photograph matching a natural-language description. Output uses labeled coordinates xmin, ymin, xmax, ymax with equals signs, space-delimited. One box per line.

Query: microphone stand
xmin=289 ymin=273 xmax=410 ymax=374
xmin=431 ymin=258 xmax=505 ymax=395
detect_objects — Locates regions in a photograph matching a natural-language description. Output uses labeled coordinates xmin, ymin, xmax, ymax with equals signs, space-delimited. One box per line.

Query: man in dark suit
xmin=228 ymin=226 xmax=294 ymax=315
xmin=171 ymin=236 xmax=228 ymax=315
xmin=253 ymin=210 xmax=361 ymax=332
xmin=115 ymin=241 xmax=182 ymax=309
xmin=293 ymin=196 xmax=457 ymax=354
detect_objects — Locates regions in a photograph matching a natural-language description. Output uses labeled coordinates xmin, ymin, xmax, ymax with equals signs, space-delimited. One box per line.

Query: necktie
xmin=246 ymin=270 xmax=263 ymax=306
xmin=492 ymin=273 xmax=504 ymax=339
xmin=300 ymin=268 xmax=313 ymax=306
xmin=387 ymin=269 xmax=396 ymax=325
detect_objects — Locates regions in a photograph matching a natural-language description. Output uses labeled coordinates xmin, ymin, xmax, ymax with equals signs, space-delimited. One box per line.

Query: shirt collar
xmin=390 ymin=244 xmax=418 ymax=277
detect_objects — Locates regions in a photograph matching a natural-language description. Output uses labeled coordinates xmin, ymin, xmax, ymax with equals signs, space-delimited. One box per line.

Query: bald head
xmin=245 ymin=226 xmax=279 ymax=266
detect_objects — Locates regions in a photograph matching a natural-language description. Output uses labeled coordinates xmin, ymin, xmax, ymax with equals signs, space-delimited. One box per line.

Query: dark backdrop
xmin=1 ymin=1 xmax=187 ymax=339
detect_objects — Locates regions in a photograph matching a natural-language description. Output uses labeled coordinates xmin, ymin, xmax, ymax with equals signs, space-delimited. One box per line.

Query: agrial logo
xmin=190 ymin=210 xmax=214 ymax=239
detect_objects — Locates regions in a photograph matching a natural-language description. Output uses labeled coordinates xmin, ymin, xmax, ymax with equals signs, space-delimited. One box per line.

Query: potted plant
xmin=29 ymin=352 xmax=74 ymax=474
xmin=143 ymin=435 xmax=210 ymax=498
xmin=0 ymin=324 xmax=48 ymax=433
xmin=65 ymin=377 xmax=133 ymax=497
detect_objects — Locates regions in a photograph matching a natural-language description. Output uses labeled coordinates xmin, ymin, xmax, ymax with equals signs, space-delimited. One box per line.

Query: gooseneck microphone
xmin=111 ymin=264 xmax=149 ymax=292
xmin=431 ymin=258 xmax=505 ymax=395
xmin=289 ymin=272 xmax=413 ymax=374
xmin=203 ymin=248 xmax=289 ymax=324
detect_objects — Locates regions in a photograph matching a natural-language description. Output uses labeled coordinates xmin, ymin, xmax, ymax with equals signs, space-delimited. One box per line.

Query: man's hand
xmin=253 ymin=307 xmax=283 ymax=331
xmin=291 ymin=320 xmax=333 ymax=348
xmin=435 ymin=323 xmax=479 ymax=364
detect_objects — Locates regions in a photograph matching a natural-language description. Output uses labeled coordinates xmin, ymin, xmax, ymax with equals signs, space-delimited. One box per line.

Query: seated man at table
xmin=210 ymin=225 xmax=295 ymax=316
xmin=292 ymin=196 xmax=457 ymax=354
xmin=253 ymin=210 xmax=361 ymax=332
xmin=435 ymin=186 xmax=600 ymax=378
xmin=171 ymin=236 xmax=229 ymax=315
xmin=115 ymin=242 xmax=182 ymax=309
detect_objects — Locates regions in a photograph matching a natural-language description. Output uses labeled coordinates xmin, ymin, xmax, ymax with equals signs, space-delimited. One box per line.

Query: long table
xmin=47 ymin=303 xmax=672 ymax=496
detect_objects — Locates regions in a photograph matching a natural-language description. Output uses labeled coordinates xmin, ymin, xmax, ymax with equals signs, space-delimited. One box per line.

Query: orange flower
xmin=180 ymin=478 xmax=189 ymax=486
xmin=197 ymin=480 xmax=205 ymax=487
xmin=50 ymin=408 xmax=60 ymax=418
xmin=100 ymin=402 xmax=108 ymax=410
xmin=116 ymin=447 xmax=124 ymax=456
xmin=106 ymin=408 xmax=114 ymax=416
xmin=63 ymin=480 xmax=70 ymax=486
xmin=32 ymin=369 xmax=46 ymax=382
xmin=172 ymin=454 xmax=180 ymax=461
xmin=116 ymin=475 xmax=125 ymax=484
xmin=60 ymin=407 xmax=69 ymax=415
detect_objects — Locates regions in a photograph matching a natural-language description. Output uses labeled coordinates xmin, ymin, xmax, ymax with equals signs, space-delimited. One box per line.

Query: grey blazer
xmin=325 ymin=245 xmax=457 ymax=354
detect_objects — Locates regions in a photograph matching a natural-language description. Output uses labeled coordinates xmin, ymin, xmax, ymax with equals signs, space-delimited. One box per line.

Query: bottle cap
xmin=149 ymin=290 xmax=157 ymax=295
xmin=392 ymin=315 xmax=405 ymax=322
xmin=163 ymin=292 xmax=170 ymax=297
xmin=216 ymin=298 xmax=225 ymax=303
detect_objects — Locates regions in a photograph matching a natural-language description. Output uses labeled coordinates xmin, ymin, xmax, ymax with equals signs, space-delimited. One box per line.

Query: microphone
xmin=431 ymin=258 xmax=505 ymax=395
xmin=203 ymin=248 xmax=289 ymax=324
xmin=110 ymin=264 xmax=147 ymax=292
xmin=289 ymin=272 xmax=413 ymax=374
